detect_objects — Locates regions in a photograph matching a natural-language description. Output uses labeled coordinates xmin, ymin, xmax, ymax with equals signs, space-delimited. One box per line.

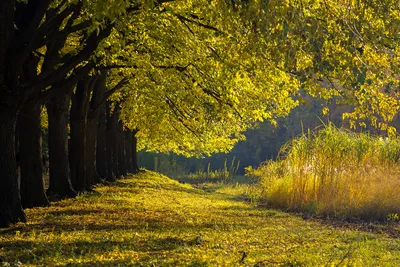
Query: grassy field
xmin=1 ymin=171 xmax=399 ymax=266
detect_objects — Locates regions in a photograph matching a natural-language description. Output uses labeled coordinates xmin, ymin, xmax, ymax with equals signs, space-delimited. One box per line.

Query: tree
xmin=0 ymin=0 xmax=135 ymax=227
xmin=69 ymin=70 xmax=128 ymax=191
xmin=2 ymin=0 xmax=398 ymax=228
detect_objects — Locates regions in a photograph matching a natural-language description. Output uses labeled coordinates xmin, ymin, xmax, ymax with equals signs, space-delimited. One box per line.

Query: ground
xmin=0 ymin=171 xmax=399 ymax=266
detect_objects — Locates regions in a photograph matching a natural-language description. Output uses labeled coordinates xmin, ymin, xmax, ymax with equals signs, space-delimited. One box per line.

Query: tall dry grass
xmin=246 ymin=124 xmax=400 ymax=221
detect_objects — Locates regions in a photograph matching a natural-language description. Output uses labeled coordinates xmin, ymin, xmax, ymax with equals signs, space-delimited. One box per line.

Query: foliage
xmin=136 ymin=95 xmax=349 ymax=175
xmin=115 ymin=1 xmax=300 ymax=156
xmin=1 ymin=171 xmax=399 ymax=266
xmin=277 ymin=0 xmax=400 ymax=133
xmin=246 ymin=124 xmax=400 ymax=221
xmin=40 ymin=0 xmax=400 ymax=157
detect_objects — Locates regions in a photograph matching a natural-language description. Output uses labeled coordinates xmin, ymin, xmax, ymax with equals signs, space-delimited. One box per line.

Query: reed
xmin=246 ymin=124 xmax=400 ymax=221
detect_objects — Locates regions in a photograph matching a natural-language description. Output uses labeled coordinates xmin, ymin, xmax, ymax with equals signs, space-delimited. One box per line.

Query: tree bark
xmin=105 ymin=103 xmax=116 ymax=181
xmin=0 ymin=109 xmax=26 ymax=227
xmin=86 ymin=71 xmax=107 ymax=185
xmin=125 ymin=131 xmax=133 ymax=173
xmin=69 ymin=77 xmax=93 ymax=191
xmin=46 ymin=92 xmax=76 ymax=198
xmin=69 ymin=117 xmax=87 ymax=191
xmin=132 ymin=130 xmax=140 ymax=174
xmin=17 ymin=52 xmax=49 ymax=208
xmin=111 ymin=121 xmax=120 ymax=178
xmin=118 ymin=122 xmax=127 ymax=177
xmin=96 ymin=104 xmax=107 ymax=178
xmin=18 ymin=101 xmax=49 ymax=208
xmin=86 ymin=114 xmax=102 ymax=185
xmin=106 ymin=103 xmax=122 ymax=180
xmin=0 ymin=1 xmax=15 ymax=73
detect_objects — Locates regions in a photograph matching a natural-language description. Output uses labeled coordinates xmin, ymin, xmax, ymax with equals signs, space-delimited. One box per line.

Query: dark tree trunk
xmin=69 ymin=115 xmax=87 ymax=191
xmin=86 ymin=71 xmax=107 ymax=185
xmin=46 ymin=92 xmax=76 ymax=198
xmin=113 ymin=139 xmax=120 ymax=178
xmin=105 ymin=103 xmax=116 ymax=181
xmin=111 ymin=121 xmax=120 ymax=178
xmin=0 ymin=0 xmax=114 ymax=228
xmin=132 ymin=130 xmax=139 ymax=174
xmin=118 ymin=122 xmax=127 ymax=177
xmin=15 ymin=125 xmax=19 ymax=155
xmin=86 ymin=114 xmax=102 ymax=185
xmin=125 ymin=131 xmax=133 ymax=173
xmin=106 ymin=103 xmax=121 ymax=180
xmin=69 ymin=77 xmax=93 ymax=191
xmin=17 ymin=52 xmax=49 ymax=208
xmin=0 ymin=109 xmax=26 ymax=227
xmin=96 ymin=104 xmax=107 ymax=178
xmin=18 ymin=101 xmax=49 ymax=208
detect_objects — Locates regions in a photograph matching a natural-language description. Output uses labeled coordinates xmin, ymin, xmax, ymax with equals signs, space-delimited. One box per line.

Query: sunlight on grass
xmin=0 ymin=171 xmax=399 ymax=266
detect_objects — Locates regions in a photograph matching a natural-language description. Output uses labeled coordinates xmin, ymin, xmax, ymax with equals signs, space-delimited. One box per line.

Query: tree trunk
xmin=46 ymin=92 xmax=76 ymax=198
xmin=106 ymin=103 xmax=122 ymax=179
xmin=18 ymin=101 xmax=49 ymax=208
xmin=118 ymin=122 xmax=127 ymax=177
xmin=86 ymin=113 xmax=102 ymax=185
xmin=0 ymin=109 xmax=26 ymax=227
xmin=111 ymin=121 xmax=120 ymax=178
xmin=69 ymin=78 xmax=92 ymax=191
xmin=17 ymin=51 xmax=49 ymax=208
xmin=69 ymin=117 xmax=87 ymax=191
xmin=86 ymin=71 xmax=107 ymax=185
xmin=132 ymin=130 xmax=139 ymax=174
xmin=0 ymin=2 xmax=14 ymax=72
xmin=105 ymin=103 xmax=116 ymax=181
xmin=96 ymin=104 xmax=107 ymax=178
xmin=125 ymin=131 xmax=133 ymax=173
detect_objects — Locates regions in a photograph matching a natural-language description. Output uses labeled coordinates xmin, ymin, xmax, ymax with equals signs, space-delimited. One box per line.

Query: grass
xmin=246 ymin=124 xmax=400 ymax=221
xmin=158 ymin=157 xmax=241 ymax=185
xmin=0 ymin=170 xmax=399 ymax=266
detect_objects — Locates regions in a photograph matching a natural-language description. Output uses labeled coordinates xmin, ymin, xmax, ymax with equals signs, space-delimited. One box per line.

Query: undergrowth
xmin=174 ymin=158 xmax=240 ymax=184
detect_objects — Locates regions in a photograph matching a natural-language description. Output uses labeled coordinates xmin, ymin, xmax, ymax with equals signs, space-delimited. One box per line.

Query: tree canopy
xmin=112 ymin=0 xmax=400 ymax=156
xmin=109 ymin=1 xmax=300 ymax=156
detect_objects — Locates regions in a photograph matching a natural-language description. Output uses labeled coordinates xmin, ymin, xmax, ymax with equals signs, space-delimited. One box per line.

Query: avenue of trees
xmin=0 ymin=0 xmax=399 ymax=227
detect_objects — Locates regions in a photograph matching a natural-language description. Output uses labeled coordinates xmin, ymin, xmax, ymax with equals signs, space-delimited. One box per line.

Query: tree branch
xmin=175 ymin=14 xmax=224 ymax=35
xmin=152 ymin=63 xmax=192 ymax=72
xmin=95 ymin=64 xmax=138 ymax=70
xmin=39 ymin=62 xmax=95 ymax=102
xmin=14 ymin=0 xmax=53 ymax=48
xmin=32 ymin=22 xmax=114 ymax=91
xmin=90 ymin=76 xmax=130 ymax=117
xmin=16 ymin=2 xmax=78 ymax=62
